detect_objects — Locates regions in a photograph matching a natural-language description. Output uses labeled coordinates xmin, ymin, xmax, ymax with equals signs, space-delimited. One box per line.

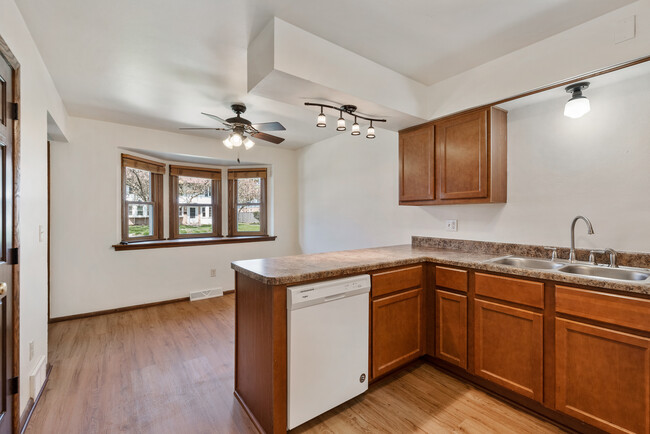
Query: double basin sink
xmin=487 ymin=256 xmax=650 ymax=282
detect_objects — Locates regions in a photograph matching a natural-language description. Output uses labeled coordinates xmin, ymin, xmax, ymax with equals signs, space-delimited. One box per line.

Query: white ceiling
xmin=17 ymin=0 xmax=635 ymax=149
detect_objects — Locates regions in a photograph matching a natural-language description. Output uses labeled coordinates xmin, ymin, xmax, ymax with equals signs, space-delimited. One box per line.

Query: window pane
xmin=128 ymin=204 xmax=153 ymax=237
xmin=178 ymin=176 xmax=212 ymax=204
xmin=237 ymin=204 xmax=260 ymax=232
xmin=179 ymin=205 xmax=212 ymax=234
xmin=237 ymin=178 xmax=261 ymax=204
xmin=125 ymin=167 xmax=151 ymax=201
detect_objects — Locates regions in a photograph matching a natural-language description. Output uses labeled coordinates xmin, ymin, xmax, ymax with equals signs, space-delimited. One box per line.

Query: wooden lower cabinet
xmin=556 ymin=318 xmax=650 ymax=434
xmin=435 ymin=290 xmax=467 ymax=368
xmin=372 ymin=287 xmax=424 ymax=378
xmin=474 ymin=299 xmax=544 ymax=402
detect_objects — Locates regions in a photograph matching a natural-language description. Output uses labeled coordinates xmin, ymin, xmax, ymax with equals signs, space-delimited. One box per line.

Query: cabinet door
xmin=436 ymin=109 xmax=488 ymax=200
xmin=399 ymin=126 xmax=435 ymax=202
xmin=556 ymin=318 xmax=650 ymax=434
xmin=474 ymin=299 xmax=543 ymax=402
xmin=372 ymin=288 xmax=424 ymax=378
xmin=435 ymin=290 xmax=467 ymax=368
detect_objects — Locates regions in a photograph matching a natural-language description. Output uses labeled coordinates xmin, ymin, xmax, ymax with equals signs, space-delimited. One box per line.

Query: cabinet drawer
xmin=475 ymin=273 xmax=544 ymax=309
xmin=435 ymin=266 xmax=467 ymax=293
xmin=556 ymin=285 xmax=650 ymax=333
xmin=372 ymin=265 xmax=422 ymax=298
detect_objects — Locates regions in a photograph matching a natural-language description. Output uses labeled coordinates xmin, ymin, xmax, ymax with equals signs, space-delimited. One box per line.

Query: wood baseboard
xmin=19 ymin=363 xmax=52 ymax=434
xmin=49 ymin=290 xmax=236 ymax=323
xmin=234 ymin=390 xmax=264 ymax=434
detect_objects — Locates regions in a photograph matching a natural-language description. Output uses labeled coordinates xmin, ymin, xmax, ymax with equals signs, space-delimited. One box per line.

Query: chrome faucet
xmin=569 ymin=216 xmax=595 ymax=263
xmin=604 ymin=248 xmax=618 ymax=268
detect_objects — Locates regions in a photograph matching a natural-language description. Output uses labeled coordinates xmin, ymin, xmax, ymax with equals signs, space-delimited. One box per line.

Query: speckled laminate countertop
xmin=231 ymin=243 xmax=650 ymax=296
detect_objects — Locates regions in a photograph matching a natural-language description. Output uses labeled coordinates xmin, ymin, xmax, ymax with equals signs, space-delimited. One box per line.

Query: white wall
xmin=298 ymin=70 xmax=650 ymax=255
xmin=426 ymin=0 xmax=650 ymax=119
xmin=49 ymin=117 xmax=300 ymax=318
xmin=1 ymin=0 xmax=69 ymax=412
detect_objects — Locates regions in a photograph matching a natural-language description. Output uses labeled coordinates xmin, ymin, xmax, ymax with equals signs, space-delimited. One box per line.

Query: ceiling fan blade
xmin=179 ymin=127 xmax=230 ymax=131
xmin=251 ymin=121 xmax=286 ymax=132
xmin=201 ymin=112 xmax=231 ymax=126
xmin=252 ymin=132 xmax=285 ymax=144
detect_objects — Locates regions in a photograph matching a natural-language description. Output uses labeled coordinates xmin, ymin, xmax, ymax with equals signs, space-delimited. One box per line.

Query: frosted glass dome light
xmin=564 ymin=82 xmax=591 ymax=119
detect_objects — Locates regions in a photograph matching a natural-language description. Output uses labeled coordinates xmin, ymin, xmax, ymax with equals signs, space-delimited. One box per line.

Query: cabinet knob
xmin=0 ymin=282 xmax=7 ymax=297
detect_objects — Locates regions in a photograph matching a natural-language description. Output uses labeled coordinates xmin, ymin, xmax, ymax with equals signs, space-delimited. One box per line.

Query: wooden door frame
xmin=0 ymin=34 xmax=22 ymax=434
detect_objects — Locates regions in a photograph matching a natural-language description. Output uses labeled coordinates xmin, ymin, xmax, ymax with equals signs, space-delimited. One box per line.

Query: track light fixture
xmin=305 ymin=102 xmax=386 ymax=139
xmin=564 ymin=82 xmax=591 ymax=119
xmin=317 ymin=107 xmax=327 ymax=127
xmin=366 ymin=121 xmax=375 ymax=139
xmin=351 ymin=117 xmax=360 ymax=136
xmin=336 ymin=111 xmax=346 ymax=131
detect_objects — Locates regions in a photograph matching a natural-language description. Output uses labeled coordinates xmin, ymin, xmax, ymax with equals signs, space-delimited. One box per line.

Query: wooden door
xmin=0 ymin=51 xmax=15 ymax=434
xmin=436 ymin=109 xmax=488 ymax=200
xmin=474 ymin=299 xmax=543 ymax=402
xmin=556 ymin=318 xmax=650 ymax=434
xmin=399 ymin=126 xmax=434 ymax=202
xmin=435 ymin=290 xmax=467 ymax=368
xmin=372 ymin=288 xmax=424 ymax=378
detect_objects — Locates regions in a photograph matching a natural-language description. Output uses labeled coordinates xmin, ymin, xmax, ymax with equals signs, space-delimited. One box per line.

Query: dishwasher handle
xmin=324 ymin=293 xmax=346 ymax=302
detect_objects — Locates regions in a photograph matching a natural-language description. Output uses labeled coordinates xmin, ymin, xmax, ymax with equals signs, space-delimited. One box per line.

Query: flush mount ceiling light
xmin=305 ymin=102 xmax=386 ymax=139
xmin=180 ymin=103 xmax=285 ymax=149
xmin=564 ymin=82 xmax=591 ymax=119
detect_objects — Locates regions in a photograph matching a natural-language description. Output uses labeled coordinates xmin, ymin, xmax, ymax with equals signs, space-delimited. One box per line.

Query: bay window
xmin=228 ymin=168 xmax=267 ymax=236
xmin=121 ymin=154 xmax=165 ymax=241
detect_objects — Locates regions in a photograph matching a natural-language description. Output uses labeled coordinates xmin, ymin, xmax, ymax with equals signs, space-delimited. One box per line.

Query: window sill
xmin=112 ymin=235 xmax=277 ymax=251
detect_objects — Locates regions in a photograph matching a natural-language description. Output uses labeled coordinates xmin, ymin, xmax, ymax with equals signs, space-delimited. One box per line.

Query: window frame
xmin=121 ymin=153 xmax=165 ymax=242
xmin=169 ymin=165 xmax=222 ymax=239
xmin=228 ymin=168 xmax=268 ymax=237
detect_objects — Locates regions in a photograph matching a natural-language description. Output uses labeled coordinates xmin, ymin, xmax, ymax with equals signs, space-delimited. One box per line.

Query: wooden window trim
xmin=121 ymin=156 xmax=165 ymax=242
xmin=228 ymin=168 xmax=268 ymax=237
xmin=112 ymin=235 xmax=277 ymax=251
xmin=169 ymin=165 xmax=222 ymax=239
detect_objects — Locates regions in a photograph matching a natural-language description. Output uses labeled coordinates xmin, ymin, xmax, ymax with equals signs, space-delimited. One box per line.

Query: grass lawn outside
xmin=238 ymin=223 xmax=260 ymax=232
xmin=179 ymin=224 xmax=212 ymax=234
xmin=129 ymin=225 xmax=152 ymax=237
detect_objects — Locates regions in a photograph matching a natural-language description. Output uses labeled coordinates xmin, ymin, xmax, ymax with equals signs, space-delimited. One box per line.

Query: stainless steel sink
xmin=558 ymin=265 xmax=650 ymax=281
xmin=489 ymin=256 xmax=565 ymax=270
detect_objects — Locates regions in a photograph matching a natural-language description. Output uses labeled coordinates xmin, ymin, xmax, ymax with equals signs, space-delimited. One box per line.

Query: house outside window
xmin=121 ymin=154 xmax=165 ymax=241
xmin=169 ymin=165 xmax=222 ymax=239
xmin=228 ymin=168 xmax=267 ymax=236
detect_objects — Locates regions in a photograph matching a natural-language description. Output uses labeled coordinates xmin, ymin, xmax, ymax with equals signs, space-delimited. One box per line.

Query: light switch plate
xmin=446 ymin=220 xmax=458 ymax=232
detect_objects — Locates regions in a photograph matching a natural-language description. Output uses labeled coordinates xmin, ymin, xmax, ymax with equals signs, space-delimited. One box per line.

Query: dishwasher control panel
xmin=287 ymin=274 xmax=371 ymax=310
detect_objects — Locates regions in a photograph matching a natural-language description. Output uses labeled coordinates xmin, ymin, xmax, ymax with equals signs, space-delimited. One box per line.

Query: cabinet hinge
xmin=8 ymin=102 xmax=18 ymax=120
xmin=8 ymin=247 xmax=18 ymax=265
xmin=8 ymin=377 xmax=18 ymax=395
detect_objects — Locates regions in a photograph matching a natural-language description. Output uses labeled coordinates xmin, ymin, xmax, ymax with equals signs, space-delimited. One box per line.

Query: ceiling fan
xmin=180 ymin=103 xmax=286 ymax=149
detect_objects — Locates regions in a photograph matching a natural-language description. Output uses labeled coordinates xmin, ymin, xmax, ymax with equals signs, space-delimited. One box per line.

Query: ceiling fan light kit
xmin=305 ymin=102 xmax=386 ymax=139
xmin=180 ymin=103 xmax=286 ymax=150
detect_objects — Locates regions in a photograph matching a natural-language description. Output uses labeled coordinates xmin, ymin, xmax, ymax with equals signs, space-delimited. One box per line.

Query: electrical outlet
xmin=446 ymin=219 xmax=458 ymax=232
xmin=210 ymin=269 xmax=217 ymax=278
xmin=29 ymin=341 xmax=34 ymax=361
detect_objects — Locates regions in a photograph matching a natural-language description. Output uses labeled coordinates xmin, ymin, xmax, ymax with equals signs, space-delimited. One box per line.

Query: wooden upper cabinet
xmin=399 ymin=125 xmax=435 ymax=202
xmin=437 ymin=109 xmax=487 ymax=200
xmin=398 ymin=106 xmax=507 ymax=205
xmin=556 ymin=318 xmax=650 ymax=434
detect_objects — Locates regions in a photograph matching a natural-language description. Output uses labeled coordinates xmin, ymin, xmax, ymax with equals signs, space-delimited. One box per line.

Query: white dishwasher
xmin=287 ymin=274 xmax=370 ymax=430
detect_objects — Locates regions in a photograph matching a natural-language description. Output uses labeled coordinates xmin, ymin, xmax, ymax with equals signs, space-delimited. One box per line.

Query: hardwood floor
xmin=27 ymin=294 xmax=565 ymax=433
